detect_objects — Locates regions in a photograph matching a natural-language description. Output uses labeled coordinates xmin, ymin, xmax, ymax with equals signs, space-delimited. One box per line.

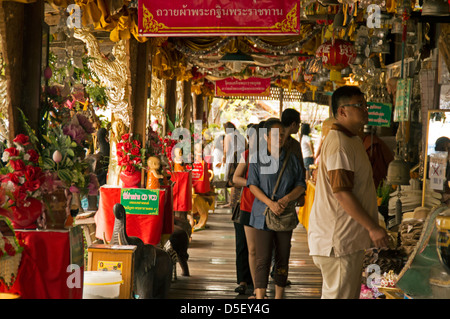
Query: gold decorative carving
xmin=273 ymin=4 xmax=298 ymax=33
xmin=150 ymin=76 xmax=165 ymax=124
xmin=73 ymin=28 xmax=132 ymax=128
xmin=73 ymin=28 xmax=131 ymax=186
xmin=142 ymin=4 xmax=168 ymax=33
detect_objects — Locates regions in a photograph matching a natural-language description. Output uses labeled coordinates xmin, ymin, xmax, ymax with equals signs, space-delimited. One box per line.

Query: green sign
xmin=394 ymin=78 xmax=412 ymax=122
xmin=368 ymin=102 xmax=392 ymax=127
xmin=120 ymin=188 xmax=160 ymax=215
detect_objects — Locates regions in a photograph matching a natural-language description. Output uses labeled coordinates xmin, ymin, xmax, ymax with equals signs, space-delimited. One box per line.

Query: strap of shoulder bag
xmin=270 ymin=150 xmax=291 ymax=200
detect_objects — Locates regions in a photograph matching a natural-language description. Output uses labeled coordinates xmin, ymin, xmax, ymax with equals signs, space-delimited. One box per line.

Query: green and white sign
xmin=368 ymin=102 xmax=392 ymax=127
xmin=120 ymin=188 xmax=160 ymax=215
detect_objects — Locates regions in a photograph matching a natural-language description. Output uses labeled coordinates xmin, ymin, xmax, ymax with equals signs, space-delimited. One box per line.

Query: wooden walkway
xmin=167 ymin=207 xmax=322 ymax=299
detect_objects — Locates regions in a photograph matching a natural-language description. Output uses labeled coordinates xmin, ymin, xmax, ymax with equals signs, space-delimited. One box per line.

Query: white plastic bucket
xmin=83 ymin=271 xmax=123 ymax=299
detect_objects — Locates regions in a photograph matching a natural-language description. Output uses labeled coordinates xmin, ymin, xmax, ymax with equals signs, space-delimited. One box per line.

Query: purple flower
xmin=63 ymin=124 xmax=86 ymax=145
xmin=76 ymin=114 xmax=95 ymax=134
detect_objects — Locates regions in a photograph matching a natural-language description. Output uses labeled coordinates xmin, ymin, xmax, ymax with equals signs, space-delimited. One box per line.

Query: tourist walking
xmin=247 ymin=119 xmax=306 ymax=299
xmin=231 ymin=123 xmax=261 ymax=296
xmin=308 ymin=86 xmax=389 ymax=299
xmin=300 ymin=123 xmax=315 ymax=181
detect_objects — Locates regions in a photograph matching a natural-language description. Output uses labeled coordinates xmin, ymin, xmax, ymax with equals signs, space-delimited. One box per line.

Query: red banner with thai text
xmin=138 ymin=0 xmax=300 ymax=37
xmin=215 ymin=77 xmax=271 ymax=96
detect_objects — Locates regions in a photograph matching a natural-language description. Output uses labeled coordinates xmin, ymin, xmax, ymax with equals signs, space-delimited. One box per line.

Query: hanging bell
xmin=422 ymin=0 xmax=450 ymax=16
xmin=391 ymin=17 xmax=403 ymax=34
xmin=386 ymin=156 xmax=410 ymax=186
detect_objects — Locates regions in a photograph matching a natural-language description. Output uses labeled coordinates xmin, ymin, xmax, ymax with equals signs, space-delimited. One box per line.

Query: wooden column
xmin=128 ymin=38 xmax=150 ymax=143
xmin=182 ymin=80 xmax=191 ymax=129
xmin=193 ymin=93 xmax=204 ymax=122
xmin=0 ymin=0 xmax=43 ymax=142
xmin=164 ymin=78 xmax=177 ymax=135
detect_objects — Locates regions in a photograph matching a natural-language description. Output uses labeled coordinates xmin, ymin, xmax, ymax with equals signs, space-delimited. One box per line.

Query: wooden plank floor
xmin=167 ymin=207 xmax=322 ymax=299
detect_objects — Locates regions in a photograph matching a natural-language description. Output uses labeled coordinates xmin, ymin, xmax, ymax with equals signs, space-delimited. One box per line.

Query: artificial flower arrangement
xmin=0 ymin=134 xmax=45 ymax=228
xmin=0 ymin=216 xmax=23 ymax=288
xmin=0 ymin=106 xmax=100 ymax=228
xmin=115 ymin=133 xmax=146 ymax=188
xmin=116 ymin=133 xmax=145 ymax=174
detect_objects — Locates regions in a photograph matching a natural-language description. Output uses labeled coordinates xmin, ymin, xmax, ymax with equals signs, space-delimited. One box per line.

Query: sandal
xmin=234 ymin=284 xmax=247 ymax=295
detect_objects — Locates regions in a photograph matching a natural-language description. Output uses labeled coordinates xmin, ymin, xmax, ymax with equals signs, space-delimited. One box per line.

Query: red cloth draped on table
xmin=95 ymin=186 xmax=166 ymax=245
xmin=171 ymin=171 xmax=192 ymax=212
xmin=0 ymin=230 xmax=83 ymax=299
xmin=191 ymin=161 xmax=210 ymax=194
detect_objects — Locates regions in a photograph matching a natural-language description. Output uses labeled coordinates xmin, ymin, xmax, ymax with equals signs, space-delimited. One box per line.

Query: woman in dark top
xmin=247 ymin=119 xmax=306 ymax=299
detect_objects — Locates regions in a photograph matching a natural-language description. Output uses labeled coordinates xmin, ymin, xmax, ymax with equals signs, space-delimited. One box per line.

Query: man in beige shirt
xmin=308 ymin=86 xmax=389 ymax=299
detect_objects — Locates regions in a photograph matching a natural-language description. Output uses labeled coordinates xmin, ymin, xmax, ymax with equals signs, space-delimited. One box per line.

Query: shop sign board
xmin=429 ymin=152 xmax=448 ymax=191
xmin=138 ymin=0 xmax=301 ymax=37
xmin=120 ymin=188 xmax=160 ymax=215
xmin=367 ymin=102 xmax=392 ymax=127
xmin=215 ymin=77 xmax=271 ymax=96
xmin=192 ymin=162 xmax=205 ymax=181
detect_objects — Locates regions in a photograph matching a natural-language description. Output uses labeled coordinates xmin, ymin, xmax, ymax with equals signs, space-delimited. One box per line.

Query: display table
xmin=297 ymin=180 xmax=315 ymax=231
xmin=0 ymin=227 xmax=84 ymax=299
xmin=95 ymin=186 xmax=168 ymax=245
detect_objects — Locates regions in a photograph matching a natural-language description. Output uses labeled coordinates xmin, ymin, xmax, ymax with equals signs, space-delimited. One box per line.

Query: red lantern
xmin=315 ymin=39 xmax=356 ymax=82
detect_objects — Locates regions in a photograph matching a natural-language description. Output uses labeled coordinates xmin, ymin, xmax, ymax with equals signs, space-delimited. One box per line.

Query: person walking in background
xmin=231 ymin=123 xmax=260 ymax=296
xmin=212 ymin=134 xmax=225 ymax=181
xmin=247 ymin=119 xmax=306 ymax=299
xmin=281 ymin=109 xmax=305 ymax=172
xmin=308 ymin=86 xmax=389 ymax=299
xmin=300 ymin=123 xmax=315 ymax=181
xmin=223 ymin=121 xmax=246 ymax=208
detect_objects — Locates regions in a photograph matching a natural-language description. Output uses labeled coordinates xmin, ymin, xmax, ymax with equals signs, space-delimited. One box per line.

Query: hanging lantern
xmin=315 ymin=39 xmax=356 ymax=82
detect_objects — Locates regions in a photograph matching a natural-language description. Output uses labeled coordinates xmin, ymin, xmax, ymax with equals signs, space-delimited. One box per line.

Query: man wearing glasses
xmin=308 ymin=86 xmax=390 ymax=299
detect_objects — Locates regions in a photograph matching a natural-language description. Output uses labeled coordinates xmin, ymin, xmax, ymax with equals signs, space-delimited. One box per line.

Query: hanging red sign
xmin=215 ymin=77 xmax=271 ymax=96
xmin=138 ymin=0 xmax=300 ymax=37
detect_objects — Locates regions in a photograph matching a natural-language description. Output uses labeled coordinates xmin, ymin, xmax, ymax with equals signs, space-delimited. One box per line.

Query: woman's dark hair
xmin=223 ymin=121 xmax=236 ymax=130
xmin=435 ymin=136 xmax=450 ymax=152
xmin=301 ymin=123 xmax=311 ymax=136
xmin=263 ymin=118 xmax=282 ymax=132
xmin=331 ymin=86 xmax=364 ymax=117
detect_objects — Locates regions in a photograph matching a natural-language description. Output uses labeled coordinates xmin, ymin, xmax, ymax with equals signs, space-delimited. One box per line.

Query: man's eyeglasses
xmin=340 ymin=103 xmax=368 ymax=109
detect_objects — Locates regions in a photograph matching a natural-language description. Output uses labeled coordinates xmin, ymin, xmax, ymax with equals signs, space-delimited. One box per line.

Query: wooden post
xmin=164 ymin=78 xmax=177 ymax=136
xmin=0 ymin=0 xmax=43 ymax=142
xmin=193 ymin=93 xmax=204 ymax=122
xmin=279 ymin=87 xmax=284 ymax=118
xmin=128 ymin=38 xmax=150 ymax=188
xmin=128 ymin=38 xmax=150 ymax=142
xmin=182 ymin=80 xmax=191 ymax=129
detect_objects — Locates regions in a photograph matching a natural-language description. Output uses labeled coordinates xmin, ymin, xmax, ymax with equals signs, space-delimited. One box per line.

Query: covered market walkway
xmin=167 ymin=207 xmax=322 ymax=299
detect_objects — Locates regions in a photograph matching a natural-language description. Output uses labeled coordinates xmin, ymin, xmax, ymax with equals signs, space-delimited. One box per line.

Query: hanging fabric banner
xmin=138 ymin=0 xmax=301 ymax=37
xmin=215 ymin=77 xmax=271 ymax=96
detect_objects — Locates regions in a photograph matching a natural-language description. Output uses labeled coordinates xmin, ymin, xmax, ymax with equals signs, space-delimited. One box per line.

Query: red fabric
xmin=172 ymin=171 xmax=192 ymax=211
xmin=0 ymin=230 xmax=83 ymax=299
xmin=240 ymin=150 xmax=255 ymax=212
xmin=363 ymin=134 xmax=394 ymax=188
xmin=192 ymin=161 xmax=210 ymax=194
xmin=95 ymin=186 xmax=166 ymax=245
xmin=160 ymin=185 xmax=174 ymax=235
